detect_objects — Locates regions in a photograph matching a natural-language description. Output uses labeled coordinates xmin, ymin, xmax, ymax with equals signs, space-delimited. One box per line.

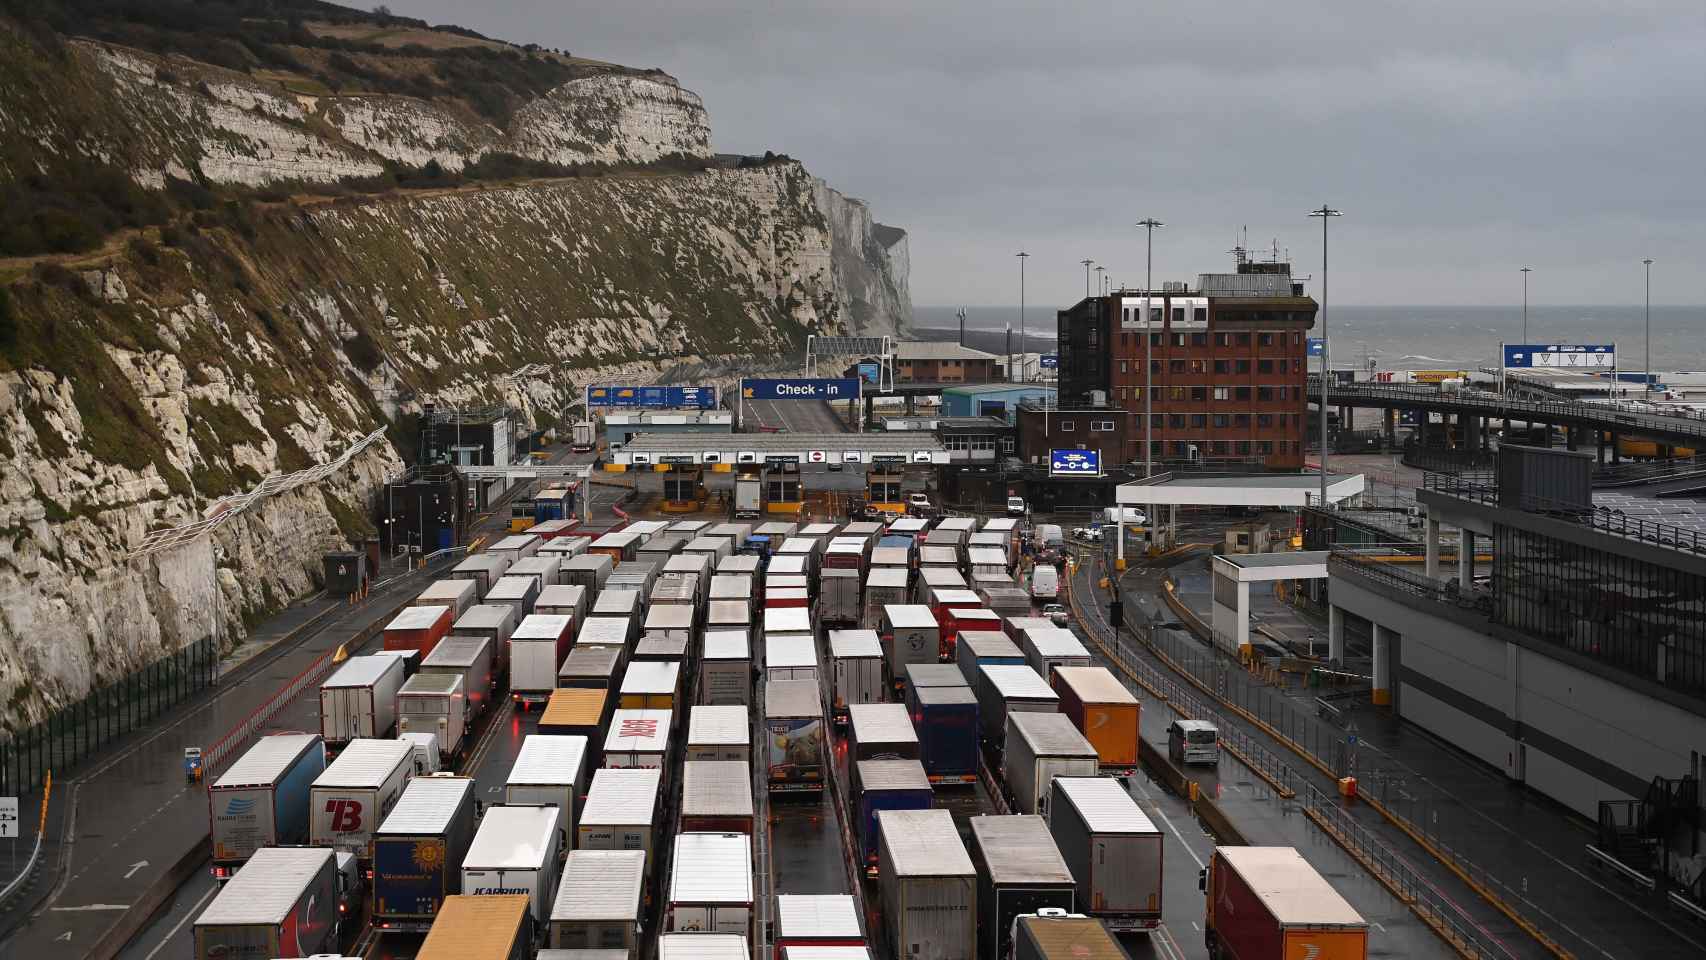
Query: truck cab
xmin=335 ymin=850 xmax=363 ymax=925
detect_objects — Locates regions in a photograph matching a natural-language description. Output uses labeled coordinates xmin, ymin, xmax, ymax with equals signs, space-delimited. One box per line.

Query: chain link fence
xmin=0 ymin=637 xmax=217 ymax=796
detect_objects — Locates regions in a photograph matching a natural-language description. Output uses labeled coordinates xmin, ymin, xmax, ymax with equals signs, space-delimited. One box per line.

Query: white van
xmin=1167 ymin=719 xmax=1219 ymax=766
xmin=1029 ymin=564 xmax=1059 ymax=600
xmin=1033 ymin=524 xmax=1064 ymax=548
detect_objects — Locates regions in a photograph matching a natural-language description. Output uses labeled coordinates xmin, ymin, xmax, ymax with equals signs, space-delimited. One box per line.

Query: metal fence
xmin=0 ymin=637 xmax=217 ymax=796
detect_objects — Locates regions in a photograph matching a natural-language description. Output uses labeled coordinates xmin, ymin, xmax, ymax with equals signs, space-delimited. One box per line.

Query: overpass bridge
xmin=1308 ymin=376 xmax=1706 ymax=457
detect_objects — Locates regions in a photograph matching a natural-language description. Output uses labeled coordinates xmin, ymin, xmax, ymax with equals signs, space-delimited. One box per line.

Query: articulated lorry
xmin=207 ymin=733 xmax=325 ymax=882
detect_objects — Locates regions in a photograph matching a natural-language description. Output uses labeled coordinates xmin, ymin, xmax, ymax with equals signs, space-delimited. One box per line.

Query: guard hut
xmin=1116 ymin=472 xmax=1365 ymax=556
xmin=1209 ymin=552 xmax=1330 ymax=661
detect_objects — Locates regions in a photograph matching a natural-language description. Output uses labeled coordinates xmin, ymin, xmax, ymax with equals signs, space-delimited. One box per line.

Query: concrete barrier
xmin=1193 ymin=798 xmax=1249 ymax=847
xmin=89 ymin=839 xmax=207 ymax=960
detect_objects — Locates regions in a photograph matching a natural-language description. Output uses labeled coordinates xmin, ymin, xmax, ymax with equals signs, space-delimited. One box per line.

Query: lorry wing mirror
xmin=1198 ymin=867 xmax=1208 ymax=891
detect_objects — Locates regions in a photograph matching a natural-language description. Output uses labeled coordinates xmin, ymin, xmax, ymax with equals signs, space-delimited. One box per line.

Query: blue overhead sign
xmin=587 ymin=385 xmax=717 ymax=409
xmin=1307 ymin=338 xmax=1325 ymax=357
xmin=1050 ymin=449 xmax=1102 ymax=477
xmin=1502 ymin=344 xmax=1615 ymax=369
xmin=1039 ymin=353 xmax=1059 ymax=370
xmin=741 ymin=378 xmax=861 ymax=401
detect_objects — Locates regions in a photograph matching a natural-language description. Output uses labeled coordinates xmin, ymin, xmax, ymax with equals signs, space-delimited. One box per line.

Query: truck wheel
xmin=1205 ymin=932 xmax=1219 ymax=959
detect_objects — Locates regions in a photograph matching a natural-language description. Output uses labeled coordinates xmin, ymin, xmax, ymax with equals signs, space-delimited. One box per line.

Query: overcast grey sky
xmin=392 ymin=1 xmax=1703 ymax=307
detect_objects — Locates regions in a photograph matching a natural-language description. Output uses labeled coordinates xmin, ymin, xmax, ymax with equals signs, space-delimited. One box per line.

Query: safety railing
xmin=1327 ymin=548 xmax=1492 ymax=614
xmin=204 ymin=647 xmax=338 ymax=774
xmin=1308 ymin=376 xmax=1706 ymax=436
xmin=0 ymin=775 xmax=50 ymax=908
xmin=1424 ymin=473 xmax=1706 ymax=555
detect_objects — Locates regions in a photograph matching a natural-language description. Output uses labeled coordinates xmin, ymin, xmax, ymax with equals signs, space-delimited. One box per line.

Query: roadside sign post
xmin=1 ymin=795 xmax=18 ymax=872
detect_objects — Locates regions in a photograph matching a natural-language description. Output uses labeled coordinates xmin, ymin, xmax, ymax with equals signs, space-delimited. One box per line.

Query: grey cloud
xmin=390 ymin=1 xmax=1705 ymax=305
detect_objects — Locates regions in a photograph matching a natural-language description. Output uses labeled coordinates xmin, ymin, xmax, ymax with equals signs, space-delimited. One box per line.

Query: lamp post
xmin=1133 ymin=218 xmax=1164 ymax=569
xmin=1017 ymin=252 xmax=1030 ymax=383
xmin=1310 ymin=205 xmax=1342 ymax=513
xmin=1096 ymin=266 xmax=1106 ymax=296
xmin=1082 ymin=259 xmax=1094 ymax=299
xmin=1643 ymin=258 xmax=1654 ymax=397
xmin=1521 ymin=267 xmax=1532 ymax=345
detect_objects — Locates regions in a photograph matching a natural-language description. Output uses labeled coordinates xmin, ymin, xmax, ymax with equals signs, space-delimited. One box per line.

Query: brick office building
xmin=1051 ymin=258 xmax=1317 ymax=470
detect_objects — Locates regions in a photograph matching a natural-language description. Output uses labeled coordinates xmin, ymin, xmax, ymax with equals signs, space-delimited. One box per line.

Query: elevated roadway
xmin=1310 ymin=376 xmax=1706 ymax=450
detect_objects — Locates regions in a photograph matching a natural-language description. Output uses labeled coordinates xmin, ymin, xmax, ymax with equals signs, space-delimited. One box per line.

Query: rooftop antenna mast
xmin=957 ymin=307 xmax=967 ymax=347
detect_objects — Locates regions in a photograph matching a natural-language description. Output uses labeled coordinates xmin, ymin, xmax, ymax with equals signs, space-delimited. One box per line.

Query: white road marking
xmin=142 ymin=882 xmax=217 ymax=960
xmin=50 ymin=904 xmax=130 ymax=912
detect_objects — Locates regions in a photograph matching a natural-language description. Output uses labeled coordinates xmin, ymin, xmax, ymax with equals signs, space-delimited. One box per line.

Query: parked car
xmin=1006 ymin=496 xmax=1027 ymax=517
xmin=1072 ymin=527 xmax=1103 ymax=543
xmin=1042 ymin=604 xmax=1070 ymax=626
xmin=907 ymin=493 xmax=932 ymax=511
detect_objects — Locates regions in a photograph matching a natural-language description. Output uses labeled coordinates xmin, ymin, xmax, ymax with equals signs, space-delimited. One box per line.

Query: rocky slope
xmin=0 ymin=12 xmax=910 ymax=727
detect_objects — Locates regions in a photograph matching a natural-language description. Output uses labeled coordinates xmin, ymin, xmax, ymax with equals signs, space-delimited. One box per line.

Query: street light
xmin=1521 ymin=267 xmax=1532 ymax=344
xmin=1133 ymin=218 xmax=1163 ymax=569
xmin=1643 ymin=258 xmax=1654 ymax=397
xmin=1081 ymin=259 xmax=1094 ymax=299
xmin=1310 ymin=204 xmax=1343 ymax=513
xmin=1017 ymin=252 xmax=1030 ymax=383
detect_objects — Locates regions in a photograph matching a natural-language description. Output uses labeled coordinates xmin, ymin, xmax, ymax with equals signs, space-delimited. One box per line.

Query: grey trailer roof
xmin=665 ymin=553 xmax=711 ymax=575
xmin=415 ymin=579 xmax=477 ymax=606
xmin=1006 ymin=616 xmax=1054 ymax=635
xmin=1052 ymin=666 xmax=1138 ymax=705
xmin=453 ymin=554 xmax=508 ymax=575
xmin=710 ymin=574 xmax=753 ymax=600
xmin=915 ymin=685 xmax=977 ymax=707
xmin=970 ymin=815 xmax=1075 ymax=885
xmin=577 ymin=616 xmax=633 ymax=646
xmin=670 ymin=832 xmax=753 ymax=904
xmin=658 ymin=934 xmax=750 ymax=960
xmin=399 ymin=671 xmax=463 ymax=696
xmin=689 ymin=705 xmax=750 ymax=746
xmin=982 ymin=665 xmax=1059 ymax=702
xmin=1008 ymin=711 xmax=1096 ymax=757
xmin=579 ymin=768 xmax=663 ymax=826
xmin=869 ymin=549 xmax=910 ymax=569
xmin=591 ymin=531 xmax=642 ymax=549
xmin=801 ymin=523 xmax=840 ymax=537
xmin=422 ymin=635 xmax=491 ymax=670
xmin=486 ymin=576 xmax=538 ymax=603
xmin=682 ymin=761 xmax=755 ymax=818
xmin=645 ymin=604 xmax=695 ymax=631
xmin=514 ymin=614 xmax=572 ymax=641
xmin=919 ymin=547 xmax=960 ymax=567
xmin=669 ymin=519 xmax=711 ymax=535
xmin=766 ymin=636 xmax=817 ymax=671
xmin=508 ymin=735 xmax=590 ymax=786
xmin=636 ymin=636 xmax=689 ymax=659
xmin=888 ymin=517 xmax=928 ymax=533
xmin=509 ymin=556 xmax=561 ymax=578
xmin=717 ymin=554 xmax=761 ymax=575
xmin=849 ymin=703 xmax=918 ymax=746
xmin=1024 ymin=628 xmax=1090 ymax=660
xmin=684 ymin=536 xmax=734 ymax=554
xmin=707 ymin=601 xmax=752 ymax=628
xmin=829 ymin=629 xmax=883 ymax=659
xmin=765 ymin=679 xmax=823 ymax=719
xmin=768 ymin=555 xmax=808 ymax=576
xmin=982 ymin=518 xmax=1017 ymax=532
xmin=755 ymin=521 xmax=798 ymax=537
xmin=213 ymin=733 xmax=320 ymax=789
xmin=877 ymin=809 xmax=974 ymax=877
xmin=323 ymin=654 xmax=401 ymax=689
xmin=904 ymin=663 xmax=968 ymax=688
xmin=865 ymin=567 xmax=909 ymax=591
xmin=552 ymin=849 xmax=646 ymax=922
xmin=764 ymin=607 xmax=812 ymax=634
xmin=563 ymin=553 xmax=616 ymax=573
xmin=539 ymin=951 xmax=632 ymax=960
xmin=775 ymin=894 xmax=863 ymax=939
xmin=536 ymin=584 xmax=588 ymax=610
xmin=968 ymin=548 xmax=1010 ymax=568
xmin=194 ymin=847 xmax=334 ymax=926
xmin=1052 ymin=776 xmax=1159 ymax=834
xmin=935 ymin=589 xmax=983 ymax=607
xmin=883 ymin=605 xmax=937 ymax=629
xmin=968 ymin=531 xmax=1010 ymax=546
xmin=605 ymin=710 xmax=672 ymax=754
xmin=702 ymin=630 xmax=750 ymax=661
xmin=376 ymin=776 xmax=475 ymax=836
xmin=593 ymin=589 xmax=640 ymax=615
xmin=463 ymin=804 xmax=562 ymax=869
xmin=559 ymin=644 xmax=622 ymax=678
xmin=455 ymin=603 xmax=515 ymax=632
xmin=313 ymin=738 xmax=413 ymax=787
xmin=766 ymin=574 xmax=808 ymax=591
xmin=958 ymin=631 xmax=1023 ymax=659
xmin=621 ymin=660 xmax=681 ymax=695
xmin=491 ymin=534 xmax=539 ymax=552
xmin=386 ymin=605 xmax=450 ymax=632
xmin=937 ymin=517 xmax=976 ymax=532
xmin=855 ymin=758 xmax=930 ymax=793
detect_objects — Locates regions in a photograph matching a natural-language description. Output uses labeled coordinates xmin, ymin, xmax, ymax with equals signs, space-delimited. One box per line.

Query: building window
xmin=1190 ymin=414 xmax=1207 ymax=428
xmin=1058 ymin=420 xmax=1075 ymax=431
xmin=1259 ymin=332 xmax=1274 ymax=346
xmin=1216 ymin=333 xmax=1233 ymax=347
xmin=1258 ymin=441 xmax=1274 ymax=454
xmin=1169 ymin=386 xmax=1188 ymax=400
xmin=1123 ymin=307 xmax=1133 ymax=324
xmin=1118 ymin=388 xmax=1126 ymax=402
xmin=1191 ymin=332 xmax=1208 ymax=347
xmin=1172 ymin=334 xmax=1186 ymax=347
xmin=1236 ymin=333 xmax=1251 ymax=346
xmin=1293 ymin=359 xmax=1302 ymax=372
xmin=1172 ymin=441 xmax=1191 ymax=456
xmin=1238 ymin=441 xmax=1252 ymax=455
xmin=1213 ymin=413 xmax=1229 ymax=427
xmin=1190 ymin=386 xmax=1208 ymax=402
xmin=1170 ymin=359 xmax=1187 ymax=374
xmin=1171 ymin=307 xmax=1185 ymax=325
xmin=1092 ymin=420 xmax=1116 ymax=432
xmin=1120 ymin=360 xmax=1128 ymax=374
xmin=1278 ymin=386 xmax=1289 ymax=400
xmin=1236 ymin=387 xmax=1251 ymax=401
xmin=1191 ymin=360 xmax=1208 ymax=374
xmin=1000 ymin=437 xmax=1015 ymax=452
xmin=1234 ymin=414 xmax=1250 ymax=427
xmin=1294 ymin=332 xmax=1303 ymax=345
xmin=1236 ymin=360 xmax=1251 ymax=373
xmin=1258 ymin=414 xmax=1274 ymax=427
xmin=1213 ymin=387 xmax=1231 ymax=401
xmin=1257 ymin=387 xmax=1274 ymax=401
xmin=1214 ymin=360 xmax=1231 ymax=374
xmin=1169 ymin=414 xmax=1186 ymax=428
xmin=1195 ymin=307 xmax=1208 ymax=324
xmin=944 ymin=435 xmax=968 ymax=451
xmin=1151 ymin=360 xmax=1163 ymax=375
xmin=1151 ymin=333 xmax=1163 ymax=347
xmin=1151 ymin=307 xmax=1164 ymax=324
xmin=1258 ymin=359 xmax=1274 ymax=374
xmin=970 ymin=436 xmax=996 ymax=451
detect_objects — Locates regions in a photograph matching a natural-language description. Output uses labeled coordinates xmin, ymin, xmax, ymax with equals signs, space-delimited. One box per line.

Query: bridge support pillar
xmin=1328 ymin=604 xmax=1345 ymax=663
xmin=1463 ymin=415 xmax=1481 ymax=452
xmin=904 ymin=393 xmax=915 ymax=415
xmin=1565 ymin=425 xmax=1579 ymax=451
xmin=1382 ymin=409 xmax=1396 ymax=449
xmin=864 ymin=394 xmax=874 ymax=429
xmin=1371 ymin=623 xmax=1393 ymax=706
xmin=1424 ymin=517 xmax=1441 ymax=580
xmin=1611 ymin=431 xmax=1623 ymax=464
xmin=1458 ymin=530 xmax=1475 ymax=590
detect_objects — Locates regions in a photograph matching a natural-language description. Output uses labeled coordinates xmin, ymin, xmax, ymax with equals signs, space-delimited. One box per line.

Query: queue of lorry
xmin=192 ymin=511 xmax=1367 ymax=960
